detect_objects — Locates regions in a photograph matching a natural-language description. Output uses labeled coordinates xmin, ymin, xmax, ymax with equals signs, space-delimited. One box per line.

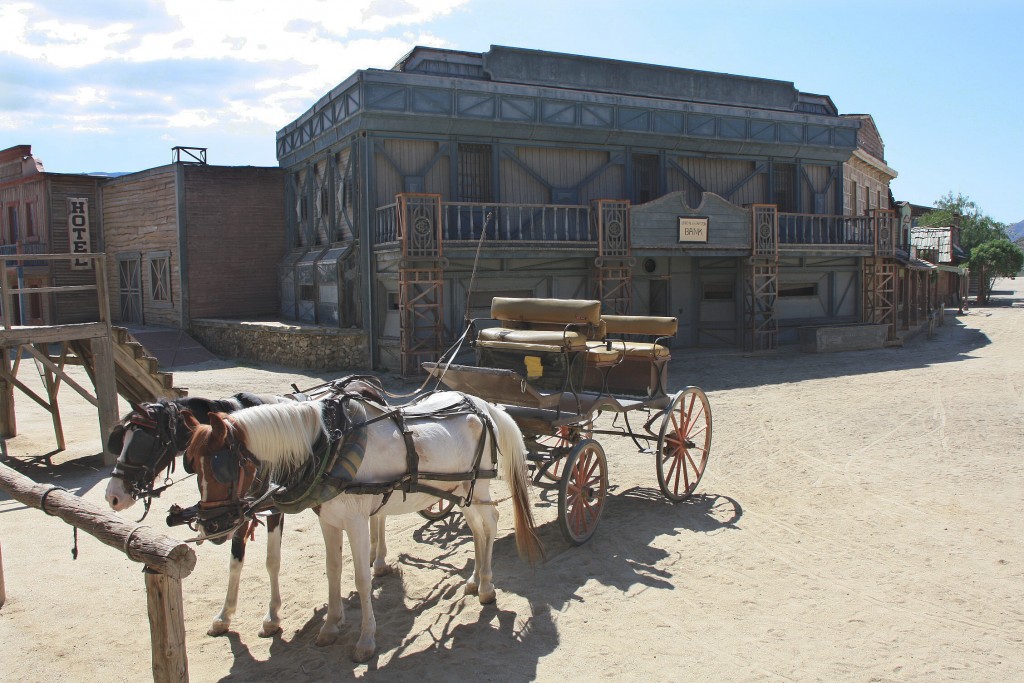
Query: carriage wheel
xmin=656 ymin=387 xmax=712 ymax=502
xmin=537 ymin=422 xmax=593 ymax=483
xmin=418 ymin=498 xmax=457 ymax=521
xmin=557 ymin=439 xmax=608 ymax=545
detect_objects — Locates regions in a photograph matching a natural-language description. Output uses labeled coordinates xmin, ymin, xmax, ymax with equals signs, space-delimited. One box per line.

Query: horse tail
xmin=479 ymin=399 xmax=545 ymax=565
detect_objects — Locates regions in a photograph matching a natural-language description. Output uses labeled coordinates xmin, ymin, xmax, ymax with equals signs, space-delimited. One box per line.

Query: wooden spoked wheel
xmin=656 ymin=387 xmax=712 ymax=502
xmin=557 ymin=439 xmax=608 ymax=545
xmin=537 ymin=422 xmax=593 ymax=483
xmin=418 ymin=498 xmax=457 ymax=521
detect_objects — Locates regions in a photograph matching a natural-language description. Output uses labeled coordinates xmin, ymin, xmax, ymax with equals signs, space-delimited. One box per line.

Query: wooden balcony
xmin=374 ymin=196 xmax=897 ymax=258
xmin=1 ymin=241 xmax=49 ymax=268
xmin=754 ymin=207 xmax=897 ymax=259
xmin=375 ymin=196 xmax=596 ymax=256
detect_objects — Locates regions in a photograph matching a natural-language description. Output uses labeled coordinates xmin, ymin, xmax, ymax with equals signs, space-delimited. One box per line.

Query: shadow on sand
xmin=212 ymin=488 xmax=740 ymax=681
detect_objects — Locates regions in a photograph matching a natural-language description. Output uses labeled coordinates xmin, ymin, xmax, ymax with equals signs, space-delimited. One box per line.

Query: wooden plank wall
xmin=183 ymin=165 xmax=285 ymax=319
xmin=100 ymin=167 xmax=180 ymax=327
xmin=49 ymin=176 xmax=102 ymax=324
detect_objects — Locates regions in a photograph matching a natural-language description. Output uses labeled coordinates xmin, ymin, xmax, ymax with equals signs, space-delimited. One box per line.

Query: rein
xmin=188 ymin=393 xmax=501 ymax=540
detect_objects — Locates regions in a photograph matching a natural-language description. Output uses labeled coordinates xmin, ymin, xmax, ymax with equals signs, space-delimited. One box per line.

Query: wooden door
xmin=118 ymin=255 xmax=143 ymax=323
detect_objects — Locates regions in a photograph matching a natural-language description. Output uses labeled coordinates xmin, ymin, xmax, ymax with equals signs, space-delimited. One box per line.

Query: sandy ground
xmin=1 ymin=279 xmax=1023 ymax=682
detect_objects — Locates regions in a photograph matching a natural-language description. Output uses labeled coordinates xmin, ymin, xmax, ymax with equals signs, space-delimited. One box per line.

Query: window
xmin=458 ymin=144 xmax=493 ymax=203
xmin=702 ymin=284 xmax=734 ymax=301
xmin=147 ymin=252 xmax=172 ymax=307
xmin=6 ymin=206 xmax=18 ymax=243
xmin=772 ymin=164 xmax=796 ymax=213
xmin=633 ymin=154 xmax=659 ymax=204
xmin=779 ymin=283 xmax=818 ymax=297
xmin=25 ymin=203 xmax=36 ymax=239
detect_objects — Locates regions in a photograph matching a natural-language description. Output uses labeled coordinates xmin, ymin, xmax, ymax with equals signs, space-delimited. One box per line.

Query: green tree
xmin=970 ymin=240 xmax=1024 ymax=304
xmin=918 ymin=192 xmax=1008 ymax=252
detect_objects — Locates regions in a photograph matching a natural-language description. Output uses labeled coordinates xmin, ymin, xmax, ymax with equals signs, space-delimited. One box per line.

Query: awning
xmin=895 ymin=252 xmax=937 ymax=271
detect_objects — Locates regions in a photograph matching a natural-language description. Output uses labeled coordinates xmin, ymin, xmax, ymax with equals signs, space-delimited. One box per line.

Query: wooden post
xmin=0 ymin=462 xmax=194 ymax=679
xmin=145 ymin=568 xmax=189 ymax=683
xmin=0 ymin=347 xmax=14 ymax=438
xmin=92 ymin=334 xmax=119 ymax=466
xmin=0 ymin=539 xmax=6 ymax=609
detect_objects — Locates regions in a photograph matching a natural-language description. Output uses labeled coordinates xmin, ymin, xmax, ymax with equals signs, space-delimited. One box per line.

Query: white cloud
xmin=1 ymin=0 xmax=468 ymax=156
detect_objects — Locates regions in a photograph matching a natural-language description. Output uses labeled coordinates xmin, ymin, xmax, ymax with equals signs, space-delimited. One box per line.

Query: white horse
xmin=183 ymin=391 xmax=543 ymax=662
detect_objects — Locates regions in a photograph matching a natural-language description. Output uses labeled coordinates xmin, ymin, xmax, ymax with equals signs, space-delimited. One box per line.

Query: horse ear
xmin=181 ymin=410 xmax=200 ymax=431
xmin=209 ymin=412 xmax=229 ymax=441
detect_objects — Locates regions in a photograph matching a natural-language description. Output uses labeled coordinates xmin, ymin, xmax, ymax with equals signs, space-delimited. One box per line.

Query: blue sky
xmin=2 ymin=0 xmax=1021 ymax=224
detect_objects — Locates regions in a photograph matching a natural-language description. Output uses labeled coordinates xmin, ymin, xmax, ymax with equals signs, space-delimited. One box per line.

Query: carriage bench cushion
xmin=490 ymin=297 xmax=602 ymax=326
xmin=477 ymin=327 xmax=589 ymax=351
xmin=601 ymin=315 xmax=678 ymax=359
xmin=478 ymin=297 xmax=605 ymax=352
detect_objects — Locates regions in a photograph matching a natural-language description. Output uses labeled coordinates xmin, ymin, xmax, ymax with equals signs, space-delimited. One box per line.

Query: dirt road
xmin=2 ymin=280 xmax=1022 ymax=681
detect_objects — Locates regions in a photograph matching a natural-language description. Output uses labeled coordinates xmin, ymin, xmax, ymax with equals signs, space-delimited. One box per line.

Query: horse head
xmin=184 ymin=411 xmax=260 ymax=545
xmin=105 ymin=401 xmax=182 ymax=511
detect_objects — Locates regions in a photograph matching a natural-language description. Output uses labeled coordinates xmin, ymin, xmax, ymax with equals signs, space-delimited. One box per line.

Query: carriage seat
xmin=476 ymin=297 xmax=604 ymax=353
xmin=600 ymin=315 xmax=678 ymax=359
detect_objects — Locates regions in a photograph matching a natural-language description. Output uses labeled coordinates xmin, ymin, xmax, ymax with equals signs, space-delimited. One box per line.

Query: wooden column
xmin=145 ymin=568 xmax=189 ymax=683
xmin=0 ymin=348 xmax=14 ymax=438
xmin=0 ymin=539 xmax=6 ymax=608
xmin=92 ymin=334 xmax=119 ymax=466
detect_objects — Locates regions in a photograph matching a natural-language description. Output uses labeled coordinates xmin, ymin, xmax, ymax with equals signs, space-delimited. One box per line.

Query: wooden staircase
xmin=71 ymin=327 xmax=187 ymax=406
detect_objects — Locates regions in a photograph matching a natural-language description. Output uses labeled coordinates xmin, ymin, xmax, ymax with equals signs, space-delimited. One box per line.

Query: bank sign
xmin=67 ymin=197 xmax=91 ymax=270
xmin=678 ymin=217 xmax=709 ymax=243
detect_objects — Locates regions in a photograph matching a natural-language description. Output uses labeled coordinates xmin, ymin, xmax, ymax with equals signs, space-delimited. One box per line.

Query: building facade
xmin=275 ymin=47 xmax=900 ymax=370
xmin=101 ymin=160 xmax=286 ymax=329
xmin=0 ymin=145 xmax=103 ymax=325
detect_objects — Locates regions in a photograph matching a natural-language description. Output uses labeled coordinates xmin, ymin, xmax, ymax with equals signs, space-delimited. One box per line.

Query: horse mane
xmin=227 ymin=401 xmax=328 ymax=480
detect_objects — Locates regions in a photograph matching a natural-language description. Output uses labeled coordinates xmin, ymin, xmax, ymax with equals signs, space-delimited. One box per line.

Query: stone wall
xmin=190 ymin=319 xmax=369 ymax=370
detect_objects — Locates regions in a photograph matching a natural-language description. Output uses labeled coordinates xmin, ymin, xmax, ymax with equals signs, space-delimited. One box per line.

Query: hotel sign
xmin=68 ymin=197 xmax=91 ymax=270
xmin=678 ymin=217 xmax=709 ymax=243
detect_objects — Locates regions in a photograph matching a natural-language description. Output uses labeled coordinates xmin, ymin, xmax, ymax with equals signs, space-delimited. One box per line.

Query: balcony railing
xmin=1 ymin=241 xmax=48 ymax=266
xmin=375 ymin=200 xmax=594 ymax=248
xmin=777 ymin=214 xmax=874 ymax=246
xmin=375 ymin=198 xmax=895 ymax=255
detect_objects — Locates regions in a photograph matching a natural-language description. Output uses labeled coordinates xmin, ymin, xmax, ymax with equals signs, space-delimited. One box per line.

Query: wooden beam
xmin=0 ymin=348 xmax=15 ymax=437
xmin=92 ymin=334 xmax=120 ymax=466
xmin=23 ymin=344 xmax=97 ymax=408
xmin=0 ymin=539 xmax=6 ymax=608
xmin=0 ymin=322 xmax=108 ymax=346
xmin=0 ymin=364 xmax=64 ymax=411
xmin=0 ymin=462 xmax=197 ymax=578
xmin=32 ymin=344 xmax=65 ymax=452
xmin=145 ymin=569 xmax=190 ymax=683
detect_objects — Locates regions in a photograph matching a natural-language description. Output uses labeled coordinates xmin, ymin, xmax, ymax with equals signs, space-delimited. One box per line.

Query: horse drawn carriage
xmin=103 ymin=295 xmax=711 ymax=661
xmin=425 ymin=296 xmax=712 ymax=544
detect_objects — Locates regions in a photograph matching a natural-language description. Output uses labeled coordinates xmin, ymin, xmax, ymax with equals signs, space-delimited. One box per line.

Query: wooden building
xmin=0 ymin=145 xmax=102 ymax=325
xmin=100 ymin=156 xmax=286 ymax=328
xmin=276 ymin=46 xmax=903 ymax=370
xmin=3 ymin=145 xmax=286 ymax=339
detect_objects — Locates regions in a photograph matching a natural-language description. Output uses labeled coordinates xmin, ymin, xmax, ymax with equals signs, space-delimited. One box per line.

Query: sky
xmin=2 ymin=0 xmax=1021 ymax=225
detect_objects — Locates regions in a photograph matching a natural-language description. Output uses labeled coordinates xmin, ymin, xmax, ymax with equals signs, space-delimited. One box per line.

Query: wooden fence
xmin=0 ymin=462 xmax=197 ymax=682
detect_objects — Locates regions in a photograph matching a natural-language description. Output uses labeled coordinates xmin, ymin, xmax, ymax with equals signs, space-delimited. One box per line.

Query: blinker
xmin=107 ymin=424 xmax=127 ymax=455
xmin=123 ymin=429 xmax=161 ymax=464
xmin=210 ymin=449 xmax=241 ymax=485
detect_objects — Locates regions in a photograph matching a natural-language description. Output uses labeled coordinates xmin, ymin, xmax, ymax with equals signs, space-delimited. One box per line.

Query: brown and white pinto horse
xmin=103 ymin=378 xmax=396 ymax=638
xmin=183 ymin=391 xmax=543 ymax=662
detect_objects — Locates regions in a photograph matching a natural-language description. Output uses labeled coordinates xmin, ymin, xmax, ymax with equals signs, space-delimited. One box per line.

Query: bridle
xmin=109 ymin=405 xmax=186 ymax=519
xmin=189 ymin=420 xmax=271 ymax=543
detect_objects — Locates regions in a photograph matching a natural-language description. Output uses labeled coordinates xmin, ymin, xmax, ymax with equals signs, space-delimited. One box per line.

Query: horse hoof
xmin=478 ymin=588 xmax=496 ymax=605
xmin=464 ymin=582 xmax=479 ymax=596
xmin=316 ymin=631 xmax=338 ymax=647
xmin=207 ymin=622 xmax=230 ymax=637
xmin=372 ymin=563 xmax=391 ymax=577
xmin=352 ymin=643 xmax=376 ymax=663
xmin=259 ymin=624 xmax=282 ymax=638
